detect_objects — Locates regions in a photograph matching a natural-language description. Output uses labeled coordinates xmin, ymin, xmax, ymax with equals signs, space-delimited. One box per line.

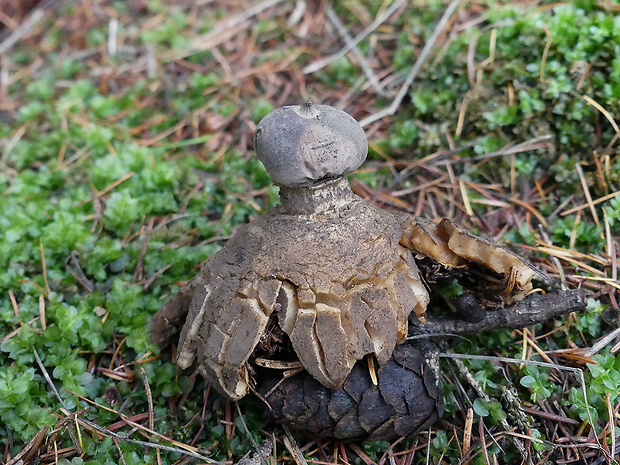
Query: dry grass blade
xmin=139 ymin=367 xmax=155 ymax=431
xmin=561 ymin=189 xmax=620 ymax=216
xmin=467 ymin=134 xmax=553 ymax=162
xmin=323 ymin=7 xmax=389 ymax=97
xmin=455 ymin=93 xmax=470 ymax=137
xmin=583 ymin=94 xmax=620 ymax=137
xmin=466 ymin=32 xmax=478 ymax=87
xmin=283 ymin=426 xmax=309 ymax=465
xmin=76 ymin=416 xmax=224 ymax=464
xmin=509 ymin=197 xmax=548 ymax=227
xmin=38 ymin=239 xmax=50 ymax=295
xmin=165 ymin=0 xmax=290 ymax=63
xmin=0 ymin=6 xmax=46 ymax=55
xmin=539 ymin=22 xmax=552 ymax=82
xmin=349 ymin=443 xmax=378 ymax=465
xmin=604 ymin=211 xmax=617 ymax=281
xmin=1 ymin=316 xmax=40 ymax=345
xmin=514 ymin=328 xmax=554 ymax=364
xmin=606 ymin=392 xmax=615 ymax=464
xmin=576 ymin=163 xmax=600 ymax=227
xmin=38 ymin=294 xmax=46 ymax=331
xmin=537 ymin=225 xmax=567 ymax=289
xmin=5 ymin=426 xmax=47 ymax=465
xmin=459 ymin=179 xmax=474 ymax=216
xmin=534 ymin=246 xmax=605 ymax=276
xmin=35 ymin=349 xmax=221 ymax=463
xmin=33 ymin=348 xmax=68 ymax=410
xmin=584 ymin=326 xmax=620 ymax=357
xmin=235 ymin=402 xmax=270 ymax=465
xmin=478 ymin=418 xmax=491 ymax=465
xmin=463 ymin=408 xmax=473 ymax=461
xmin=94 ymin=171 xmax=135 ymax=199
xmin=303 ymin=0 xmax=406 ymax=75
xmin=520 ymin=407 xmax=579 ymax=425
xmin=531 ymin=242 xmax=607 ymax=267
xmin=359 ymin=0 xmax=464 ymax=127
xmin=113 ymin=437 xmax=129 ymax=465
xmin=448 ymin=353 xmax=528 ymax=461
xmin=253 ymin=359 xmax=303 ymax=369
xmin=0 ymin=125 xmax=27 ymax=165
xmin=8 ymin=289 xmax=18 ymax=315
xmin=441 ymin=353 xmax=582 ymax=375
xmin=442 ymin=352 xmax=601 ymax=451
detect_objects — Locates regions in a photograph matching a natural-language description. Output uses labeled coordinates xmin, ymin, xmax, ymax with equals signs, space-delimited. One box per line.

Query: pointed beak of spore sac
xmin=253 ymin=103 xmax=368 ymax=188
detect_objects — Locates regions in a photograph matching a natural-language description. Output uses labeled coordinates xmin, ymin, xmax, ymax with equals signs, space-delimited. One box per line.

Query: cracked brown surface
xmin=152 ymin=175 xmax=546 ymax=401
xmin=151 ymin=104 xmax=548 ymax=410
xmin=154 ymin=178 xmax=429 ymax=399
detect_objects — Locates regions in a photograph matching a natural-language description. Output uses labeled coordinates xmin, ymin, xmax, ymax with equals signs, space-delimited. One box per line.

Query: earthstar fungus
xmin=151 ymin=102 xmax=586 ymax=440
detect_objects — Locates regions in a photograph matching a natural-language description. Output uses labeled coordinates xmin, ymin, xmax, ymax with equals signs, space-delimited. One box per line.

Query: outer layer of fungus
xmin=151 ymin=103 xmax=542 ymax=406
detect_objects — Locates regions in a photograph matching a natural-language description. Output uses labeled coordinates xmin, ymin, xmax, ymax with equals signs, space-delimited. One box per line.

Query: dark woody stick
xmin=409 ymin=289 xmax=587 ymax=337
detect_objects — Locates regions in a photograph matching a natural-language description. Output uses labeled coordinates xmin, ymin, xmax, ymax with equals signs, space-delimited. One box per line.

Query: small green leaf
xmin=520 ymin=375 xmax=536 ymax=388
xmin=473 ymin=398 xmax=490 ymax=417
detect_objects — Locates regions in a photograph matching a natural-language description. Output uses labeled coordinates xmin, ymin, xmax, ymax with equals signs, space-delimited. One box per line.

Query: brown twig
xmin=409 ymin=290 xmax=587 ymax=337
